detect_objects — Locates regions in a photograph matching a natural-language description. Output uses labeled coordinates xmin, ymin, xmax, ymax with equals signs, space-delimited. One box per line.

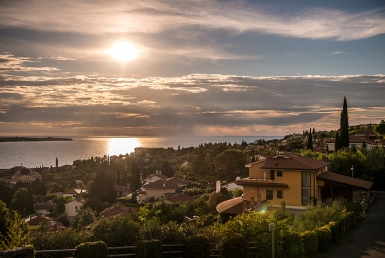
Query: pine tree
xmin=307 ymin=129 xmax=313 ymax=151
xmin=340 ymin=96 xmax=350 ymax=148
xmin=335 ymin=130 xmax=341 ymax=152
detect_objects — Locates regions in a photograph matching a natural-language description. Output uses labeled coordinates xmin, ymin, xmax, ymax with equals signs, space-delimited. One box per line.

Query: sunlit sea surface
xmin=0 ymin=136 xmax=282 ymax=169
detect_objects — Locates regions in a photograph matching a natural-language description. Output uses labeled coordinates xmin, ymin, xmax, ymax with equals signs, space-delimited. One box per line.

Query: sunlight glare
xmin=109 ymin=41 xmax=139 ymax=62
xmin=107 ymin=138 xmax=141 ymax=156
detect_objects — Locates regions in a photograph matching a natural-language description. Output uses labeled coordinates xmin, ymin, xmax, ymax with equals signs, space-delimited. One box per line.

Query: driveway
xmin=317 ymin=191 xmax=385 ymax=258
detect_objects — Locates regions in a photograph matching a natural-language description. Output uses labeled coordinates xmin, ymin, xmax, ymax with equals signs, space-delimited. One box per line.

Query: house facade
xmin=237 ymin=153 xmax=329 ymax=208
xmin=64 ymin=198 xmax=84 ymax=218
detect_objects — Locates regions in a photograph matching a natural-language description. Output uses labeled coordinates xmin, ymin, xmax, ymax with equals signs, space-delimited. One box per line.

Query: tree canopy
xmin=374 ymin=120 xmax=385 ymax=136
xmin=214 ymin=149 xmax=247 ymax=180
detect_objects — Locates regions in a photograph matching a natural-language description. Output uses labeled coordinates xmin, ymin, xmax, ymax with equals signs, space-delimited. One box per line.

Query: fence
xmin=0 ymin=243 xmax=260 ymax=258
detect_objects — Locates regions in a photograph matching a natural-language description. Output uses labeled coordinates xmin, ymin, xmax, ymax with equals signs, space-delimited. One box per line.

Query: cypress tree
xmin=335 ymin=130 xmax=341 ymax=152
xmin=25 ymin=184 xmax=35 ymax=216
xmin=131 ymin=161 xmax=141 ymax=191
xmin=340 ymin=96 xmax=350 ymax=148
xmin=307 ymin=129 xmax=313 ymax=151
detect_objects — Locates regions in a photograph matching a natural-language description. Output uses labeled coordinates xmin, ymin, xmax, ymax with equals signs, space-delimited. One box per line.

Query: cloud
xmin=0 ymin=1 xmax=384 ymax=41
xmin=0 ymin=73 xmax=384 ymax=136
xmin=328 ymin=51 xmax=344 ymax=56
xmin=0 ymin=54 xmax=59 ymax=72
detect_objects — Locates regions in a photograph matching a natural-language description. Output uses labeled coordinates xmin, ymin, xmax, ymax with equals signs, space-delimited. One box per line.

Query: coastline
xmin=0 ymin=137 xmax=73 ymax=142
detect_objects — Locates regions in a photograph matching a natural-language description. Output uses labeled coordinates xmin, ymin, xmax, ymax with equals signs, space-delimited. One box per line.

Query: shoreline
xmin=0 ymin=137 xmax=73 ymax=142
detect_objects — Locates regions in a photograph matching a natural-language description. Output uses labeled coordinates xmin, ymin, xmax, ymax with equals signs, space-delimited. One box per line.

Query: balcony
xmin=236 ymin=177 xmax=288 ymax=188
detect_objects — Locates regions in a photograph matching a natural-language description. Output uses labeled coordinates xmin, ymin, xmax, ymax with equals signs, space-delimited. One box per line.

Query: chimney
xmin=322 ymin=155 xmax=328 ymax=162
xmin=216 ymin=180 xmax=221 ymax=193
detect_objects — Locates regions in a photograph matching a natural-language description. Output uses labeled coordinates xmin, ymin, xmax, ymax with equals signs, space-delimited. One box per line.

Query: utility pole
xmin=269 ymin=223 xmax=275 ymax=258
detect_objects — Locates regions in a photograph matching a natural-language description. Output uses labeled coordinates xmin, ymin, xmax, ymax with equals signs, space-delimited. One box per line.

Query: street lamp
xmin=269 ymin=223 xmax=275 ymax=258
xmin=351 ymin=165 xmax=354 ymax=178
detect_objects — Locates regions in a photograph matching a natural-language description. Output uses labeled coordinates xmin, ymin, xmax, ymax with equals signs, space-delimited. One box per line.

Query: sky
xmin=0 ymin=0 xmax=384 ymax=137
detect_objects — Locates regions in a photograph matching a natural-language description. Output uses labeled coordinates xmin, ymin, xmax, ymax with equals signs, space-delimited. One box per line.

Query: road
xmin=317 ymin=191 xmax=385 ymax=258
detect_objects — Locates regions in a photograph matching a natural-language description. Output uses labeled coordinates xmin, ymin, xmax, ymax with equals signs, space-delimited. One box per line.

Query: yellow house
xmin=237 ymin=153 xmax=329 ymax=208
xmin=217 ymin=152 xmax=373 ymax=220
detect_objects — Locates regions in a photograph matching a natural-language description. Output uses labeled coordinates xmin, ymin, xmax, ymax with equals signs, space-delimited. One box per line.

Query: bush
xmin=328 ymin=221 xmax=340 ymax=243
xmin=280 ymin=231 xmax=303 ymax=258
xmin=314 ymin=225 xmax=332 ymax=252
xmin=159 ymin=222 xmax=183 ymax=244
xmin=300 ymin=230 xmax=317 ymax=257
xmin=222 ymin=233 xmax=248 ymax=258
xmin=184 ymin=235 xmax=211 ymax=258
xmin=92 ymin=217 xmax=140 ymax=246
xmin=136 ymin=239 xmax=162 ymax=258
xmin=74 ymin=241 xmax=107 ymax=258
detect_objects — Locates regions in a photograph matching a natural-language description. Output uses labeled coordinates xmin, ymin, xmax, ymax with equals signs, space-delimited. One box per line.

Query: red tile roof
xmin=35 ymin=200 xmax=54 ymax=209
xmin=317 ymin=171 xmax=373 ymax=190
xmin=143 ymin=177 xmax=193 ymax=190
xmin=216 ymin=197 xmax=250 ymax=215
xmin=63 ymin=189 xmax=78 ymax=194
xmin=99 ymin=205 xmax=136 ymax=217
xmin=261 ymin=152 xmax=329 ymax=170
xmin=165 ymin=193 xmax=195 ymax=204
xmin=27 ymin=216 xmax=52 ymax=225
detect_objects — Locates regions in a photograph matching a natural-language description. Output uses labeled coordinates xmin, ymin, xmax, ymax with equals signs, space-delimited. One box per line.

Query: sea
xmin=0 ymin=136 xmax=282 ymax=169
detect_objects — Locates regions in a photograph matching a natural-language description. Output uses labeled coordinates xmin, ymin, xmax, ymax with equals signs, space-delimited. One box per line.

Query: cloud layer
xmin=0 ymin=55 xmax=383 ymax=136
xmin=1 ymin=1 xmax=384 ymax=41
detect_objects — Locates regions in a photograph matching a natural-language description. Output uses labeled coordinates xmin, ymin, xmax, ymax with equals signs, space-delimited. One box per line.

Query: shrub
xmin=136 ymin=239 xmax=163 ymax=258
xmin=280 ymin=231 xmax=303 ymax=258
xmin=31 ymin=229 xmax=92 ymax=253
xmin=74 ymin=241 xmax=107 ymax=258
xmin=222 ymin=233 xmax=248 ymax=258
xmin=92 ymin=217 xmax=140 ymax=246
xmin=159 ymin=222 xmax=183 ymax=244
xmin=300 ymin=230 xmax=317 ymax=257
xmin=184 ymin=235 xmax=211 ymax=258
xmin=328 ymin=221 xmax=340 ymax=243
xmin=253 ymin=232 xmax=272 ymax=258
xmin=314 ymin=225 xmax=332 ymax=252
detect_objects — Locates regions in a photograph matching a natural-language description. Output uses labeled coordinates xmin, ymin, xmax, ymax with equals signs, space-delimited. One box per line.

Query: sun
xmin=109 ymin=41 xmax=139 ymax=62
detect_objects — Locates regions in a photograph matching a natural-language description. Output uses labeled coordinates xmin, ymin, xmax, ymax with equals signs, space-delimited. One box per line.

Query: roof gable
xmin=261 ymin=153 xmax=329 ymax=170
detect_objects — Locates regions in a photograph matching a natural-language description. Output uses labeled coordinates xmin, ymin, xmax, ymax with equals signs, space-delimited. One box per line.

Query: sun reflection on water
xmin=107 ymin=138 xmax=141 ymax=156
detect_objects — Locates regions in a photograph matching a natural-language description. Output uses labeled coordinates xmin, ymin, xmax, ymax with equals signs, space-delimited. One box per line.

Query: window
xmin=270 ymin=170 xmax=275 ymax=180
xmin=302 ymin=171 xmax=311 ymax=205
xmin=277 ymin=171 xmax=283 ymax=177
xmin=277 ymin=190 xmax=283 ymax=199
xmin=266 ymin=190 xmax=273 ymax=200
xmin=75 ymin=206 xmax=77 ymax=210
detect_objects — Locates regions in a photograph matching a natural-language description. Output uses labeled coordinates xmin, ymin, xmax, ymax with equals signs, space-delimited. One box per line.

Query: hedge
xmin=74 ymin=241 xmax=107 ymax=258
xmin=300 ymin=230 xmax=317 ymax=257
xmin=222 ymin=233 xmax=248 ymax=258
xmin=314 ymin=225 xmax=332 ymax=252
xmin=280 ymin=231 xmax=304 ymax=258
xmin=328 ymin=221 xmax=340 ymax=243
xmin=184 ymin=235 xmax=211 ymax=258
xmin=136 ymin=239 xmax=163 ymax=258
